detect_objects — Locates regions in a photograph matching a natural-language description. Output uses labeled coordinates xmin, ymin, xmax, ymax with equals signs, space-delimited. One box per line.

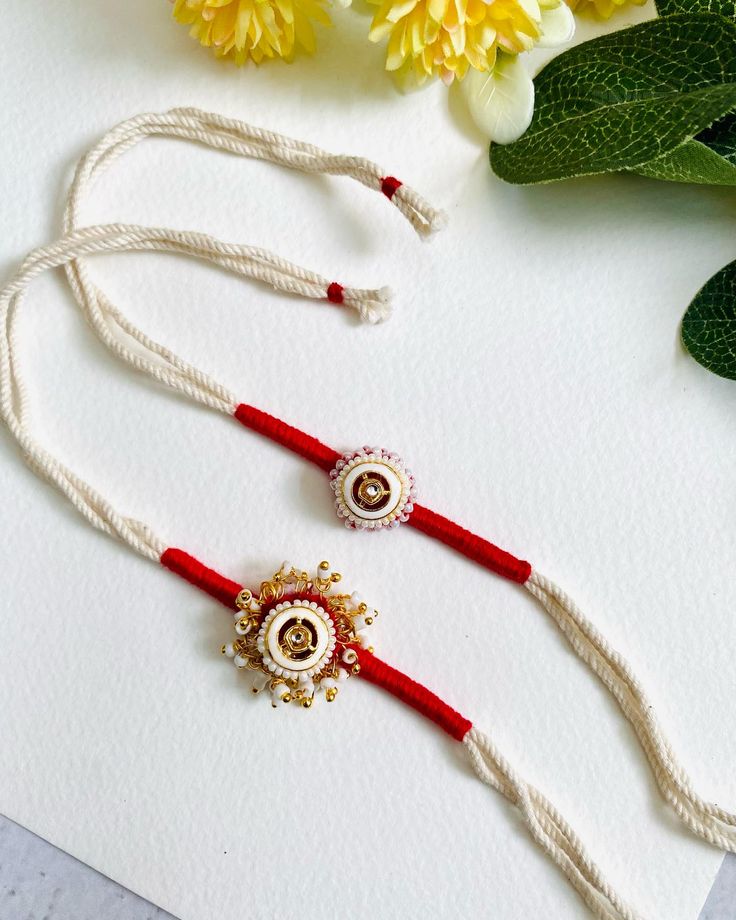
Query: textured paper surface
xmin=1 ymin=2 xmax=735 ymax=919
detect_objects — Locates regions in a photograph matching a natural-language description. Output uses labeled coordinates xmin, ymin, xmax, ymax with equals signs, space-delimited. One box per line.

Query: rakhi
xmin=1 ymin=110 xmax=733 ymax=920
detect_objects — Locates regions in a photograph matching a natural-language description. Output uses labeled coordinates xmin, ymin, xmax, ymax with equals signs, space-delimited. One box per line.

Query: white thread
xmin=1 ymin=223 xmax=388 ymax=560
xmin=59 ymin=109 xmax=445 ymax=411
xmin=2 ymin=109 xmax=730 ymax=916
xmin=525 ymin=570 xmax=736 ymax=853
xmin=58 ymin=109 xmax=736 ymax=880
xmin=62 ymin=107 xmax=446 ymax=350
xmin=464 ymin=726 xmax=644 ymax=920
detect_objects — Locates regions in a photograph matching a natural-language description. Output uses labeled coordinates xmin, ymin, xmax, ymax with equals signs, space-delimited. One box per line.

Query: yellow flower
xmin=368 ymin=0 xmax=559 ymax=85
xmin=565 ymin=0 xmax=646 ymax=17
xmin=171 ymin=0 xmax=332 ymax=64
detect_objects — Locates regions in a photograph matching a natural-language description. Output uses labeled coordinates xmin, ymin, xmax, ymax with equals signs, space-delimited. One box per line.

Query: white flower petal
xmin=537 ymin=2 xmax=575 ymax=48
xmin=516 ymin=0 xmax=542 ymax=22
xmin=461 ymin=55 xmax=535 ymax=144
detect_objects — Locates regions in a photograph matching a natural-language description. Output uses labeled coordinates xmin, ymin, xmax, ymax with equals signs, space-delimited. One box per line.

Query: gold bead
xmin=352 ymin=663 xmax=361 ymax=675
xmin=319 ymin=560 xmax=330 ymax=571
xmin=330 ymin=572 xmax=342 ymax=583
xmin=236 ymin=589 xmax=252 ymax=610
xmin=364 ymin=616 xmax=373 ymax=626
xmin=358 ymin=602 xmax=368 ymax=613
xmin=325 ymin=688 xmax=337 ymax=702
xmin=302 ymin=698 xmax=313 ymax=709
xmin=282 ymin=692 xmax=292 ymax=704
xmin=220 ymin=644 xmax=227 ymax=655
xmin=367 ymin=646 xmax=374 ymax=654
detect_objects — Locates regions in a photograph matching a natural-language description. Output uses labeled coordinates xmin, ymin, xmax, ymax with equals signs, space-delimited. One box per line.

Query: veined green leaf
xmin=491 ymin=15 xmax=736 ymax=185
xmin=633 ymin=139 xmax=736 ymax=184
xmin=697 ymin=112 xmax=736 ymax=164
xmin=682 ymin=261 xmax=736 ymax=380
xmin=656 ymin=0 xmax=736 ymax=18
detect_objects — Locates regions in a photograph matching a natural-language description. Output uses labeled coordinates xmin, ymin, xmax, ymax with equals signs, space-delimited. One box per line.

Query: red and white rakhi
xmin=330 ymin=447 xmax=416 ymax=529
xmin=221 ymin=560 xmax=375 ymax=706
xmin=1 ymin=109 xmax=734 ymax=920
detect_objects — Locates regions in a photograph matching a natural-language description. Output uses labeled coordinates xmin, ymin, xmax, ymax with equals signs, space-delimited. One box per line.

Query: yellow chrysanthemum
xmin=565 ymin=0 xmax=645 ymax=16
xmin=368 ymin=0 xmax=559 ymax=85
xmin=171 ymin=0 xmax=332 ymax=64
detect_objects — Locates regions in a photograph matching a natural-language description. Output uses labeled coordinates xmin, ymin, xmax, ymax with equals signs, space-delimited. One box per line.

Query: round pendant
xmin=330 ymin=447 xmax=416 ymax=530
xmin=259 ymin=599 xmax=335 ymax=679
xmin=221 ymin=561 xmax=376 ymax=708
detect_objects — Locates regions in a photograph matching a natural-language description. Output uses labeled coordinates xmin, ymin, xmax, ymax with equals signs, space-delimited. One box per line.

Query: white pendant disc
xmin=264 ymin=603 xmax=331 ymax=674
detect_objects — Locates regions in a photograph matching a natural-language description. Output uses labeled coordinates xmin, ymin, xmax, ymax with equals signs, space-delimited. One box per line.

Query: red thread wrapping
xmin=233 ymin=406 xmax=531 ymax=584
xmin=326 ymin=282 xmax=345 ymax=304
xmin=234 ymin=404 xmax=341 ymax=472
xmin=161 ymin=547 xmax=243 ymax=609
xmin=381 ymin=176 xmax=402 ymax=200
xmin=354 ymin=646 xmax=472 ymax=741
xmin=409 ymin=504 xmax=531 ymax=583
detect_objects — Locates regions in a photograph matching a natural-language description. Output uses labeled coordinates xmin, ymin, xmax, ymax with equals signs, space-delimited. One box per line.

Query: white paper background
xmin=1 ymin=2 xmax=734 ymax=919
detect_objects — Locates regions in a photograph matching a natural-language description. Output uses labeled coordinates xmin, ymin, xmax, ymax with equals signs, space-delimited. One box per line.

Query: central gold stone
xmin=281 ymin=618 xmax=317 ymax=658
xmin=356 ymin=474 xmax=389 ymax=508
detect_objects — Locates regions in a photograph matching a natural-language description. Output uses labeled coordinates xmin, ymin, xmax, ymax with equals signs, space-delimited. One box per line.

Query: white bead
xmin=337 ymin=668 xmax=349 ymax=681
xmin=357 ymin=630 xmax=371 ymax=648
xmin=321 ymin=677 xmax=337 ymax=690
xmin=224 ymin=643 xmax=236 ymax=658
xmin=234 ymin=655 xmax=248 ymax=668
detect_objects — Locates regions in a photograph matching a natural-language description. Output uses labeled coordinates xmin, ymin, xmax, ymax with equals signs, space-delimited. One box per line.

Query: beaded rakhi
xmin=2 ymin=109 xmax=734 ymax=920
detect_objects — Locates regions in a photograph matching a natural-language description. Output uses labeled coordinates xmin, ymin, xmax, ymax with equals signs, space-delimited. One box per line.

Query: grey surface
xmin=1 ymin=813 xmax=734 ymax=920
xmin=0 ymin=816 xmax=176 ymax=920
xmin=698 ymin=854 xmax=736 ymax=920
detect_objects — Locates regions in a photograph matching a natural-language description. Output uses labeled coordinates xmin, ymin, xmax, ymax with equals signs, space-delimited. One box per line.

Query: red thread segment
xmin=409 ymin=504 xmax=531 ymax=583
xmin=354 ymin=646 xmax=472 ymax=741
xmin=327 ymin=283 xmax=344 ymax=304
xmin=161 ymin=547 xmax=243 ymax=609
xmin=232 ymin=406 xmax=531 ymax=584
xmin=234 ymin=404 xmax=341 ymax=472
xmin=381 ymin=176 xmax=402 ymax=200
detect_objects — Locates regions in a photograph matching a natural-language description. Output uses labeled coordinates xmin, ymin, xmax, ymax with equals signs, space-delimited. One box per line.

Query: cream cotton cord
xmin=1 ymin=108 xmax=734 ymax=920
xmin=0 ymin=225 xmax=644 ymax=920
xmin=59 ymin=108 xmax=736 ymax=863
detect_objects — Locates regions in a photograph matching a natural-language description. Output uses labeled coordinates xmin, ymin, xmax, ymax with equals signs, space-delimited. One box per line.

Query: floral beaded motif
xmin=221 ymin=561 xmax=376 ymax=708
xmin=330 ymin=447 xmax=416 ymax=530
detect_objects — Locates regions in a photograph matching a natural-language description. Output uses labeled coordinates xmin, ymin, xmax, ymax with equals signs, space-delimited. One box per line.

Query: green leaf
xmin=632 ymin=106 xmax=736 ymax=185
xmin=633 ymin=139 xmax=736 ymax=184
xmin=697 ymin=111 xmax=736 ymax=164
xmin=682 ymin=261 xmax=736 ymax=380
xmin=490 ymin=15 xmax=736 ymax=185
xmin=656 ymin=0 xmax=736 ymax=19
